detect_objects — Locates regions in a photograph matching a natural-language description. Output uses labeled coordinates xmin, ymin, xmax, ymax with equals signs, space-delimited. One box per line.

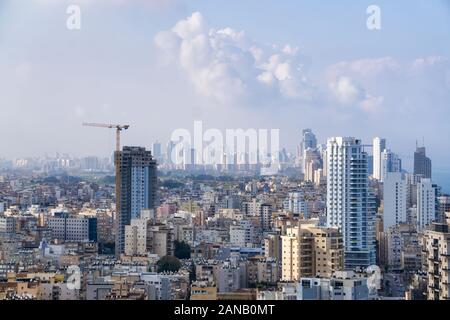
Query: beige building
xmin=96 ymin=209 xmax=115 ymax=244
xmin=124 ymin=218 xmax=148 ymax=256
xmin=282 ymin=222 xmax=343 ymax=281
xmin=264 ymin=233 xmax=282 ymax=261
xmin=0 ymin=272 xmax=78 ymax=300
xmin=147 ymin=224 xmax=174 ymax=258
xmin=123 ymin=219 xmax=174 ymax=258
xmin=219 ymin=209 xmax=243 ymax=220
xmin=422 ymin=212 xmax=450 ymax=300
xmin=190 ymin=282 xmax=217 ymax=300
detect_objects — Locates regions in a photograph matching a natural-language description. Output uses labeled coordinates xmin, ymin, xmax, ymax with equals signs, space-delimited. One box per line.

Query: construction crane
xmin=83 ymin=123 xmax=130 ymax=241
xmin=82 ymin=123 xmax=130 ymax=152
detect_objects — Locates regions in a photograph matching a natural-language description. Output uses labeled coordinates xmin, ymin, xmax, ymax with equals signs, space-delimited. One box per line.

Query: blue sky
xmin=1 ymin=0 xmax=450 ymax=188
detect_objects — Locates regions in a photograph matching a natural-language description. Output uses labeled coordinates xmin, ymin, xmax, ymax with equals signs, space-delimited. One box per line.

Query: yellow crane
xmin=82 ymin=123 xmax=130 ymax=152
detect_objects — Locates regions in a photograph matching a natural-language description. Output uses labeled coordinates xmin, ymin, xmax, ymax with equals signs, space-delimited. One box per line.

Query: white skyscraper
xmin=302 ymin=129 xmax=317 ymax=153
xmin=383 ymin=172 xmax=408 ymax=230
xmin=326 ymin=137 xmax=376 ymax=268
xmin=373 ymin=137 xmax=386 ymax=180
xmin=380 ymin=149 xmax=402 ymax=182
xmin=301 ymin=129 xmax=317 ymax=174
xmin=152 ymin=141 xmax=162 ymax=162
xmin=417 ymin=178 xmax=436 ymax=230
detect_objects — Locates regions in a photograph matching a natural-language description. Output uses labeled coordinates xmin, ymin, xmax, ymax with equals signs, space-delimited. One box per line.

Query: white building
xmin=283 ymin=192 xmax=309 ymax=218
xmin=301 ymin=129 xmax=318 ymax=174
xmin=229 ymin=220 xmax=254 ymax=248
xmin=0 ymin=216 xmax=16 ymax=233
xmin=124 ymin=218 xmax=148 ymax=256
xmin=372 ymin=137 xmax=386 ymax=181
xmin=217 ymin=261 xmax=245 ymax=293
xmin=46 ymin=215 xmax=95 ymax=242
xmin=297 ymin=271 xmax=369 ymax=300
xmin=417 ymin=178 xmax=436 ymax=230
xmin=380 ymin=149 xmax=401 ymax=182
xmin=326 ymin=137 xmax=376 ymax=268
xmin=383 ymin=172 xmax=408 ymax=230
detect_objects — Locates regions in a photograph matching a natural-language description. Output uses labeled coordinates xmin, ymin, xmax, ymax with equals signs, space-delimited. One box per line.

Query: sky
xmin=1 ymin=0 xmax=450 ymax=184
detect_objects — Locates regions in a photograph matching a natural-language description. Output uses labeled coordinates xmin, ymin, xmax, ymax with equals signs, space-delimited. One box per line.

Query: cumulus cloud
xmin=328 ymin=57 xmax=399 ymax=79
xmin=327 ymin=55 xmax=450 ymax=114
xmin=330 ymin=55 xmax=450 ymax=84
xmin=411 ymin=55 xmax=448 ymax=71
xmin=154 ymin=12 xmax=314 ymax=104
xmin=409 ymin=56 xmax=450 ymax=88
xmin=325 ymin=58 xmax=401 ymax=112
xmin=329 ymin=77 xmax=364 ymax=105
xmin=329 ymin=76 xmax=383 ymax=112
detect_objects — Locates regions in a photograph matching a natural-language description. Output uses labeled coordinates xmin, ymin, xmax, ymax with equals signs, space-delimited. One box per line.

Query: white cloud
xmin=360 ymin=95 xmax=384 ymax=113
xmin=329 ymin=77 xmax=364 ymax=105
xmin=326 ymin=57 xmax=402 ymax=113
xmin=328 ymin=57 xmax=399 ymax=79
xmin=409 ymin=56 xmax=450 ymax=90
xmin=154 ymin=12 xmax=313 ymax=104
xmin=411 ymin=55 xmax=448 ymax=72
xmin=329 ymin=76 xmax=383 ymax=112
xmin=327 ymin=55 xmax=450 ymax=114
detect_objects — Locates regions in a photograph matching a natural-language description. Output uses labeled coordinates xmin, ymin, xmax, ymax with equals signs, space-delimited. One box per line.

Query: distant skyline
xmin=1 ymin=1 xmax=450 ymax=175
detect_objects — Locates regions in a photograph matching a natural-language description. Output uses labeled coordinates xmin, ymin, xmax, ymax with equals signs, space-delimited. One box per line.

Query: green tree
xmin=157 ymin=255 xmax=182 ymax=273
xmin=174 ymin=241 xmax=191 ymax=259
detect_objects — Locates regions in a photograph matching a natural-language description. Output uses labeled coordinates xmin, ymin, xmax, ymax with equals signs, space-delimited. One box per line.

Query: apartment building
xmin=422 ymin=213 xmax=450 ymax=300
xmin=281 ymin=222 xmax=343 ymax=281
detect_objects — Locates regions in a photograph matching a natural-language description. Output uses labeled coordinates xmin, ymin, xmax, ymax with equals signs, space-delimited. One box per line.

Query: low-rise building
xmin=297 ymin=271 xmax=369 ymax=300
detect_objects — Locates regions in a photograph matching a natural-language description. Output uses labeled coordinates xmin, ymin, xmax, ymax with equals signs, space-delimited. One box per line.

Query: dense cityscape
xmin=2 ymin=1 xmax=450 ymax=314
xmin=0 ymin=129 xmax=448 ymax=301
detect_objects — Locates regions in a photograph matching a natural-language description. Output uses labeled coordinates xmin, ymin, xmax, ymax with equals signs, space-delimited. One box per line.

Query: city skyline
xmin=2 ymin=1 xmax=450 ymax=304
xmin=2 ymin=131 xmax=448 ymax=193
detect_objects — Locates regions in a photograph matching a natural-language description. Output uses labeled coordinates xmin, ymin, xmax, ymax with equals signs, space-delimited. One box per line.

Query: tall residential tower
xmin=326 ymin=137 xmax=376 ymax=268
xmin=372 ymin=137 xmax=386 ymax=181
xmin=115 ymin=146 xmax=157 ymax=257
xmin=414 ymin=146 xmax=432 ymax=179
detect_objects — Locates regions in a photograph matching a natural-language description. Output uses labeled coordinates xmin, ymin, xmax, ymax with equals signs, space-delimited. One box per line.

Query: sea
xmin=434 ymin=170 xmax=450 ymax=194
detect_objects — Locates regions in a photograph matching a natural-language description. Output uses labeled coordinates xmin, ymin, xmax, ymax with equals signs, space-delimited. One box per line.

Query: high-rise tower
xmin=301 ymin=129 xmax=318 ymax=174
xmin=326 ymin=137 xmax=376 ymax=268
xmin=372 ymin=137 xmax=386 ymax=180
xmin=414 ymin=146 xmax=432 ymax=179
xmin=115 ymin=146 xmax=157 ymax=257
